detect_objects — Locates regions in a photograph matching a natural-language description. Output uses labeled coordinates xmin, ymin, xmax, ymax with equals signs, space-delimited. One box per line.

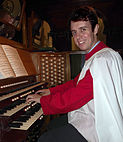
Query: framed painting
xmin=0 ymin=0 xmax=26 ymax=31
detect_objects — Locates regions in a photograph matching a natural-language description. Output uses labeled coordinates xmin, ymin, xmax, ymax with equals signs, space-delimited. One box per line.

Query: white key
xmin=3 ymin=102 xmax=27 ymax=116
xmin=11 ymin=108 xmax=43 ymax=130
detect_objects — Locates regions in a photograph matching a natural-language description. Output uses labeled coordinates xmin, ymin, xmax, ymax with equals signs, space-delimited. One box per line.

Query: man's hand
xmin=26 ymin=89 xmax=50 ymax=104
xmin=26 ymin=94 xmax=41 ymax=104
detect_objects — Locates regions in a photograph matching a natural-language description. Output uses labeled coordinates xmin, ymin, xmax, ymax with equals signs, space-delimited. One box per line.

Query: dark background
xmin=1 ymin=0 xmax=123 ymax=51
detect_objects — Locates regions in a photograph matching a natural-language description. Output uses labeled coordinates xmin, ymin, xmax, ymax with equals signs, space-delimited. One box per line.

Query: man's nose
xmin=76 ymin=32 xmax=81 ymax=40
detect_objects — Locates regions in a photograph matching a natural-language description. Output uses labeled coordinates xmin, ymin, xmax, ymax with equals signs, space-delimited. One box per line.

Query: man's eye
xmin=81 ymin=28 xmax=86 ymax=32
xmin=72 ymin=31 xmax=76 ymax=36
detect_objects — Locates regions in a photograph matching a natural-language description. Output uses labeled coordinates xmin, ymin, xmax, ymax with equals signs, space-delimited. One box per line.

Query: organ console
xmin=0 ymin=37 xmax=71 ymax=142
xmin=0 ymin=32 xmax=86 ymax=142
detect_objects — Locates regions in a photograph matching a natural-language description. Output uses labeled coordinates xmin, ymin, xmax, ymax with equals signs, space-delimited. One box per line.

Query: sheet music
xmin=0 ymin=45 xmax=15 ymax=78
xmin=2 ymin=45 xmax=28 ymax=77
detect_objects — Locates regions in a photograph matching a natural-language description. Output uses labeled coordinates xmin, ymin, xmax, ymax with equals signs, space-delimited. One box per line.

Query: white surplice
xmin=68 ymin=48 xmax=123 ymax=142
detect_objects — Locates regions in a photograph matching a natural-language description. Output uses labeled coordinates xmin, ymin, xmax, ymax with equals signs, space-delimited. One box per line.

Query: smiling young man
xmin=71 ymin=20 xmax=98 ymax=52
xmin=26 ymin=6 xmax=123 ymax=142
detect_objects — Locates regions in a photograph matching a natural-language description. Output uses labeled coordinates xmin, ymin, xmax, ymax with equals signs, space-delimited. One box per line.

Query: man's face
xmin=71 ymin=20 xmax=99 ymax=52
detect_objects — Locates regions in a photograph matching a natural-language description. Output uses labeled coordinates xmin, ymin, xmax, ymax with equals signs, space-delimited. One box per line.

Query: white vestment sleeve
xmin=90 ymin=48 xmax=123 ymax=142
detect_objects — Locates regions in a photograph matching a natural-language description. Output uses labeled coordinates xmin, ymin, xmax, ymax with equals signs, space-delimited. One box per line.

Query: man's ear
xmin=94 ymin=24 xmax=99 ymax=35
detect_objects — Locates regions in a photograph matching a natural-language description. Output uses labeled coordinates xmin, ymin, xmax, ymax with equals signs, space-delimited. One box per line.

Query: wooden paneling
xmin=17 ymin=48 xmax=37 ymax=76
xmin=0 ymin=36 xmax=25 ymax=49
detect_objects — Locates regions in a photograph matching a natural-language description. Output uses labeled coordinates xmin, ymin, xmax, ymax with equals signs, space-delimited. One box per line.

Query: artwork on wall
xmin=0 ymin=0 xmax=26 ymax=31
xmin=0 ymin=0 xmax=26 ymax=43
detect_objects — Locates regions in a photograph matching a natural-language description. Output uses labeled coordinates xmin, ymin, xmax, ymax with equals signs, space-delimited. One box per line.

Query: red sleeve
xmin=49 ymin=74 xmax=80 ymax=94
xmin=40 ymin=69 xmax=93 ymax=115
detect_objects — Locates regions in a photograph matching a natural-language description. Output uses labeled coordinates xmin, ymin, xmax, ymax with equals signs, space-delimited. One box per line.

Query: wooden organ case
xmin=0 ymin=37 xmax=71 ymax=142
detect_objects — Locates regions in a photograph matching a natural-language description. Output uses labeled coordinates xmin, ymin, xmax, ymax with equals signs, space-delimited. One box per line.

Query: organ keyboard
xmin=0 ymin=75 xmax=48 ymax=142
xmin=0 ymin=37 xmax=71 ymax=142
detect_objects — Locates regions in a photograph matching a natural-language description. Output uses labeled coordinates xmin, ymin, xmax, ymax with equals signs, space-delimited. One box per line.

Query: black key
xmin=15 ymin=115 xmax=30 ymax=122
xmin=9 ymin=122 xmax=23 ymax=128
